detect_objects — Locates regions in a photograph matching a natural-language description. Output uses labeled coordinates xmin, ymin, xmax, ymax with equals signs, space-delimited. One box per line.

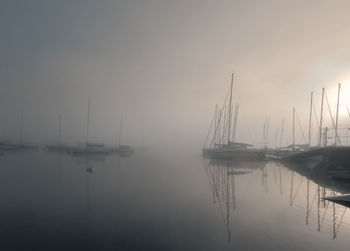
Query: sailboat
xmin=0 ymin=140 xmax=19 ymax=151
xmin=282 ymin=85 xmax=350 ymax=169
xmin=203 ymin=73 xmax=265 ymax=161
xmin=115 ymin=116 xmax=134 ymax=156
xmin=68 ymin=97 xmax=111 ymax=155
xmin=45 ymin=114 xmax=72 ymax=152
xmin=0 ymin=112 xmax=37 ymax=151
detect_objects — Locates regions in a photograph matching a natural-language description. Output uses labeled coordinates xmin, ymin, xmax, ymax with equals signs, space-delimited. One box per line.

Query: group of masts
xmin=269 ymin=83 xmax=349 ymax=151
xmin=204 ymin=73 xmax=240 ymax=149
xmin=66 ymin=96 xmax=133 ymax=155
xmin=203 ymin=73 xmax=264 ymax=161
xmin=0 ymin=96 xmax=133 ymax=156
xmin=304 ymin=84 xmax=342 ymax=147
xmin=204 ymin=75 xmax=350 ymax=151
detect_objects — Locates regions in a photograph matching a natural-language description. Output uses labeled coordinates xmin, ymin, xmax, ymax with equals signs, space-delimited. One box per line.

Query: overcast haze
xmin=2 ymin=0 xmax=350 ymax=149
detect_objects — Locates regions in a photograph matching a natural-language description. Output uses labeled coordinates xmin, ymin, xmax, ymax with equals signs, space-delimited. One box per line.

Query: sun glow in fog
xmin=324 ymin=74 xmax=350 ymax=120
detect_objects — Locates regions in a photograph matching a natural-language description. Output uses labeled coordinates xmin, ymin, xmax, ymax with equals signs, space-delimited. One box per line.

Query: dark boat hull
xmin=323 ymin=194 xmax=350 ymax=208
xmin=282 ymin=146 xmax=350 ymax=171
xmin=203 ymin=148 xmax=265 ymax=161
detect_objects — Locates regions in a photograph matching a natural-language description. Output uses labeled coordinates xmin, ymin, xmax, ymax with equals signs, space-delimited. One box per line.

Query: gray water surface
xmin=0 ymin=151 xmax=349 ymax=250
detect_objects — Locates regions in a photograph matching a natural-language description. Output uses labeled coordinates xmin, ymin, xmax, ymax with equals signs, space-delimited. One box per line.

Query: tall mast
xmin=319 ymin=88 xmax=325 ymax=146
xmin=86 ymin=96 xmax=91 ymax=146
xmin=204 ymin=105 xmax=217 ymax=148
xmin=223 ymin=106 xmax=227 ymax=142
xmin=335 ymin=83 xmax=341 ymax=146
xmin=308 ymin=92 xmax=313 ymax=146
xmin=232 ymin=103 xmax=239 ymax=142
xmin=58 ymin=114 xmax=62 ymax=145
xmin=266 ymin=117 xmax=270 ymax=148
xmin=218 ymin=109 xmax=221 ymax=144
xmin=20 ymin=112 xmax=23 ymax=145
xmin=230 ymin=104 xmax=233 ymax=141
xmin=227 ymin=73 xmax=234 ymax=144
xmin=293 ymin=108 xmax=295 ymax=149
xmin=214 ymin=105 xmax=218 ymax=145
xmin=263 ymin=118 xmax=266 ymax=149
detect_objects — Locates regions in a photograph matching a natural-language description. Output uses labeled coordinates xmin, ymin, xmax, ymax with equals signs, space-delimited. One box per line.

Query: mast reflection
xmin=204 ymin=159 xmax=266 ymax=243
xmin=204 ymin=158 xmax=350 ymax=241
xmin=284 ymin=161 xmax=350 ymax=239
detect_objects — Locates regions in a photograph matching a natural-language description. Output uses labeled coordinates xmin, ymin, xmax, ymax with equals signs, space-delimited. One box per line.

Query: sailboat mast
xmin=227 ymin=73 xmax=234 ymax=144
xmin=308 ymin=92 xmax=313 ymax=146
xmin=86 ymin=97 xmax=91 ymax=146
xmin=319 ymin=88 xmax=325 ymax=146
xmin=293 ymin=108 xmax=295 ymax=149
xmin=263 ymin=116 xmax=267 ymax=149
xmin=218 ymin=109 xmax=222 ymax=144
xmin=232 ymin=103 xmax=239 ymax=142
xmin=335 ymin=83 xmax=341 ymax=146
xmin=214 ymin=105 xmax=218 ymax=145
xmin=223 ymin=106 xmax=227 ymax=142
xmin=266 ymin=117 xmax=270 ymax=149
xmin=204 ymin=105 xmax=217 ymax=148
xmin=230 ymin=104 xmax=234 ymax=142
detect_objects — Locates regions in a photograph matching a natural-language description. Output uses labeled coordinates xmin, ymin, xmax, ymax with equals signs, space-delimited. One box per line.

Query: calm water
xmin=0 ymin=150 xmax=349 ymax=250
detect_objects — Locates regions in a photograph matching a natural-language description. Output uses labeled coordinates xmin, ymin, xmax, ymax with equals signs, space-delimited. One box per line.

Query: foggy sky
xmin=2 ymin=0 xmax=350 ymax=149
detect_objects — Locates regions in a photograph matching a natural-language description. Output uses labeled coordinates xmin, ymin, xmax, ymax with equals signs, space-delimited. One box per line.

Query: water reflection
xmin=285 ymin=159 xmax=350 ymax=238
xmin=56 ymin=153 xmax=62 ymax=186
xmin=204 ymin=160 xmax=266 ymax=243
xmin=18 ymin=152 xmax=24 ymax=183
xmin=85 ymin=158 xmax=93 ymax=209
xmin=292 ymin=166 xmax=350 ymax=239
xmin=204 ymin=159 xmax=350 ymax=242
xmin=1 ymin=150 xmax=350 ymax=250
xmin=283 ymin=165 xmax=349 ymax=240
